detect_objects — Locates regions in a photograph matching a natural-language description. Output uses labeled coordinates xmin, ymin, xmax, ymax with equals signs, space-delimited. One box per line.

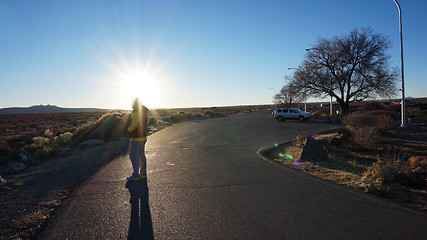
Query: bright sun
xmin=120 ymin=72 xmax=160 ymax=108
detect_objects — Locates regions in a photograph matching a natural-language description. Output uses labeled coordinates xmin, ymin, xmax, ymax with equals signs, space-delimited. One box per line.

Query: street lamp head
xmin=306 ymin=48 xmax=319 ymax=51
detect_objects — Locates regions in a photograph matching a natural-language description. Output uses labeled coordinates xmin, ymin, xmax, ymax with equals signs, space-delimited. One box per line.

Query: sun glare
xmin=120 ymin=72 xmax=160 ymax=108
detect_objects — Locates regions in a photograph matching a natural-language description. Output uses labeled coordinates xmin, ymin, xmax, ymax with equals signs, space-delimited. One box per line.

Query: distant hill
xmin=0 ymin=105 xmax=114 ymax=114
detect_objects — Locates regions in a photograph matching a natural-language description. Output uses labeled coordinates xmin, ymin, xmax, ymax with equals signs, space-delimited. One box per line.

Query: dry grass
xmin=264 ymin=124 xmax=427 ymax=212
xmin=410 ymin=156 xmax=427 ymax=169
xmin=344 ymin=110 xmax=399 ymax=150
xmin=361 ymin=151 xmax=407 ymax=185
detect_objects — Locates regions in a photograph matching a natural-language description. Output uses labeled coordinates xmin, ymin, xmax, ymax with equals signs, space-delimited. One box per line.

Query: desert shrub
xmin=409 ymin=110 xmax=427 ymax=123
xmin=0 ymin=138 xmax=11 ymax=153
xmin=345 ymin=112 xmax=380 ymax=149
xmin=363 ymin=101 xmax=382 ymax=111
xmin=202 ymin=110 xmax=224 ymax=118
xmin=156 ymin=119 xmax=165 ymax=126
xmin=148 ymin=116 xmax=168 ymax=127
xmin=27 ymin=136 xmax=54 ymax=160
xmin=193 ymin=113 xmax=203 ymax=119
xmin=369 ymin=110 xmax=399 ymax=134
xmin=149 ymin=117 xmax=157 ymax=126
xmin=169 ymin=112 xmax=204 ymax=122
xmin=345 ymin=111 xmax=397 ymax=149
xmin=170 ymin=112 xmax=190 ymax=122
xmin=369 ymin=109 xmax=399 ymax=119
xmin=351 ymin=126 xmax=378 ymax=150
xmin=71 ymin=112 xmax=131 ymax=144
xmin=55 ymin=132 xmax=73 ymax=146
xmin=345 ymin=111 xmax=377 ymax=127
xmin=0 ymin=112 xmax=105 ymax=156
xmin=25 ymin=130 xmax=73 ymax=160
xmin=44 ymin=129 xmax=54 ymax=138
xmin=362 ymin=151 xmax=407 ymax=184
xmin=72 ymin=121 xmax=96 ymax=144
xmin=409 ymin=156 xmax=427 ymax=169
xmin=203 ymin=110 xmax=215 ymax=117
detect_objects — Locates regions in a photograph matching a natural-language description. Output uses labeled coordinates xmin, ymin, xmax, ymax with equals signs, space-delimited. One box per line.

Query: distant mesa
xmin=0 ymin=104 xmax=112 ymax=114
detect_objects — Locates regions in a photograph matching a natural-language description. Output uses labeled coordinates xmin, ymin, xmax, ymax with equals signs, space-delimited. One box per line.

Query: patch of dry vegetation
xmin=264 ymin=110 xmax=427 ymax=211
xmin=344 ymin=110 xmax=399 ymax=150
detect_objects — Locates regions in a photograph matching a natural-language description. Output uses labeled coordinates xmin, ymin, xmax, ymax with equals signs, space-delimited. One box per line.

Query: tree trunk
xmin=341 ymin=102 xmax=350 ymax=115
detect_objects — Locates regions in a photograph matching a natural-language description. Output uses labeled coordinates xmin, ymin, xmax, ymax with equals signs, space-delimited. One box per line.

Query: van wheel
xmin=298 ymin=116 xmax=305 ymax=122
xmin=277 ymin=116 xmax=284 ymax=121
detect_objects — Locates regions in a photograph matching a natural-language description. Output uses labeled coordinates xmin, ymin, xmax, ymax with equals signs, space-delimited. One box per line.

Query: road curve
xmin=40 ymin=110 xmax=427 ymax=239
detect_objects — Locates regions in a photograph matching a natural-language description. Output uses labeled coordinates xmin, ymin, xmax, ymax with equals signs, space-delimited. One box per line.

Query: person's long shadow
xmin=126 ymin=179 xmax=154 ymax=240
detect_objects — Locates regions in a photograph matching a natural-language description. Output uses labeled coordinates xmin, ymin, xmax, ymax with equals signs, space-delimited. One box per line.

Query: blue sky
xmin=1 ymin=0 xmax=426 ymax=109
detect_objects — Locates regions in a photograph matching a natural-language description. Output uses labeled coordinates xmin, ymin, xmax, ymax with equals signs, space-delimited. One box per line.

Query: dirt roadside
xmin=261 ymin=124 xmax=427 ymax=212
xmin=0 ymin=140 xmax=129 ymax=240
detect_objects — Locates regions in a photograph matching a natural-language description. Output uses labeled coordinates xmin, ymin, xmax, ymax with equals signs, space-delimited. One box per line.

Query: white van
xmin=273 ymin=108 xmax=311 ymax=122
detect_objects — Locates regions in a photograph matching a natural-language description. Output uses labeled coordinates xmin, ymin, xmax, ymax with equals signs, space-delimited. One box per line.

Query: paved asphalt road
xmin=40 ymin=111 xmax=427 ymax=239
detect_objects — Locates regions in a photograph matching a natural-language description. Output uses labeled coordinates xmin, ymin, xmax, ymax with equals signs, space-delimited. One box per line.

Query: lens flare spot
xmin=295 ymin=160 xmax=302 ymax=167
xmin=286 ymin=154 xmax=293 ymax=159
xmin=278 ymin=153 xmax=285 ymax=158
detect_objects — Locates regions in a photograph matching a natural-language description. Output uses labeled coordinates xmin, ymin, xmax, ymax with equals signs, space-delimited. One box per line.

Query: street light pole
xmin=393 ymin=0 xmax=406 ymax=127
xmin=329 ymin=81 xmax=333 ymax=116
xmin=288 ymin=67 xmax=307 ymax=112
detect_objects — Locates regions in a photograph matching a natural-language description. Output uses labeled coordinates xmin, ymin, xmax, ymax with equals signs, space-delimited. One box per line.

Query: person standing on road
xmin=127 ymin=98 xmax=149 ymax=181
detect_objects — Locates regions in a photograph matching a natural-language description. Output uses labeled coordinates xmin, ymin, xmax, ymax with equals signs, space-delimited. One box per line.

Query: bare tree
xmin=273 ymin=81 xmax=304 ymax=107
xmin=294 ymin=28 xmax=398 ymax=115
